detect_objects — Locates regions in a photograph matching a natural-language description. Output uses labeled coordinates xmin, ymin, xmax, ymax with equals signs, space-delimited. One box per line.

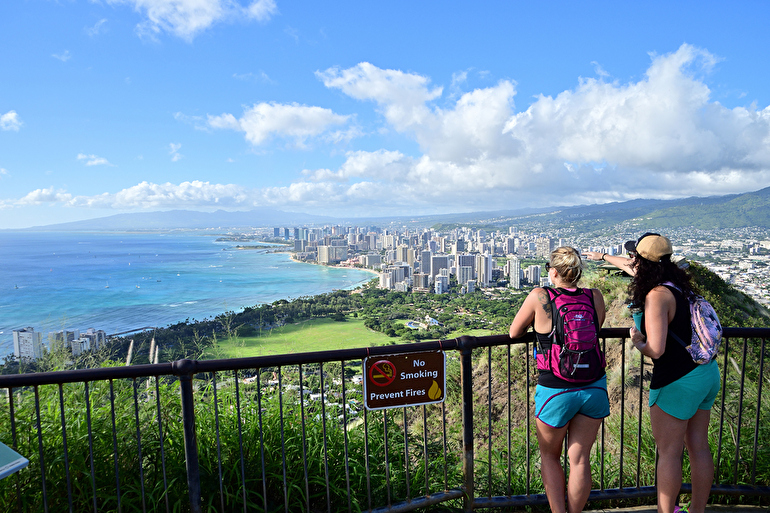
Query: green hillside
xmin=640 ymin=187 xmax=770 ymax=229
xmin=457 ymin=186 xmax=770 ymax=232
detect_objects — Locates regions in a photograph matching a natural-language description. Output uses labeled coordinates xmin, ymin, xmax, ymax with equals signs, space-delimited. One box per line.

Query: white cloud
xmin=246 ymin=0 xmax=277 ymax=21
xmin=233 ymin=71 xmax=274 ymax=84
xmin=307 ymin=46 xmax=770 ymax=210
xmin=20 ymin=181 xmax=250 ymax=210
xmin=1 ymin=111 xmax=22 ymax=131
xmin=52 ymin=50 xmax=72 ymax=62
xmin=17 ymin=187 xmax=73 ymax=205
xmin=317 ymin=62 xmax=442 ymax=130
xmin=74 ymin=180 xmax=250 ymax=208
xmin=106 ymin=0 xmax=278 ymax=41
xmin=10 ymin=45 xmax=770 ymax=219
xmin=0 ymin=168 xmax=8 ymax=177
xmin=77 ymin=153 xmax=113 ymax=166
xmin=86 ymin=19 xmax=108 ymax=36
xmin=208 ymin=102 xmax=352 ymax=147
xmin=302 ymin=150 xmax=409 ymax=182
xmin=169 ymin=142 xmax=183 ymax=161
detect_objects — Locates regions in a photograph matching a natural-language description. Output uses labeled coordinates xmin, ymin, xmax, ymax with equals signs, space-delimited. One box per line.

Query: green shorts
xmin=535 ymin=376 xmax=610 ymax=429
xmin=649 ymin=360 xmax=721 ymax=420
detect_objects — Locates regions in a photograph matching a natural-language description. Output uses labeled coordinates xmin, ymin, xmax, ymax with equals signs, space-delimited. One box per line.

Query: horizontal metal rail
xmin=0 ymin=328 xmax=767 ymax=513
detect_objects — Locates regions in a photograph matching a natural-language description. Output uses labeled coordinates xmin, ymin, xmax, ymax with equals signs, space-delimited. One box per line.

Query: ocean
xmin=0 ymin=231 xmax=376 ymax=356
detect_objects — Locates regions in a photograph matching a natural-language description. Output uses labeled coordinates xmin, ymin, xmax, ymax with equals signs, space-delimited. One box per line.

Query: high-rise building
xmin=536 ymin=237 xmax=556 ymax=258
xmin=395 ymin=244 xmax=409 ymax=263
xmin=505 ymin=237 xmax=516 ymax=255
xmin=413 ymin=273 xmax=430 ymax=289
xmin=430 ymin=255 xmax=449 ymax=280
xmin=406 ymin=248 xmax=416 ymax=269
xmin=13 ymin=327 xmax=43 ymax=360
xmin=363 ymin=253 xmax=382 ymax=267
xmin=476 ymin=254 xmax=492 ymax=287
xmin=50 ymin=329 xmax=79 ymax=346
xmin=420 ymin=250 xmax=432 ymax=275
xmin=71 ymin=337 xmax=91 ymax=356
xmin=456 ymin=254 xmax=475 ymax=277
xmin=80 ymin=328 xmax=107 ymax=350
xmin=506 ymin=256 xmax=522 ymax=289
xmin=457 ymin=265 xmax=474 ymax=285
xmin=317 ymin=245 xmax=348 ymax=264
xmin=382 ymin=234 xmax=397 ymax=250
xmin=434 ymin=275 xmax=449 ymax=294
xmin=526 ymin=265 xmax=542 ymax=285
xmin=438 ymin=237 xmax=449 ymax=254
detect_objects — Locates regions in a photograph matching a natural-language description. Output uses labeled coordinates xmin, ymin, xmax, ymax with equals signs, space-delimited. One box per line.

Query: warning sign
xmin=363 ymin=351 xmax=446 ymax=410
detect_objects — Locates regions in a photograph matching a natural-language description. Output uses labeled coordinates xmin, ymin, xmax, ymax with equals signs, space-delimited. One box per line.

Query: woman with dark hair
xmin=509 ymin=246 xmax=607 ymax=513
xmin=625 ymin=233 xmax=720 ymax=513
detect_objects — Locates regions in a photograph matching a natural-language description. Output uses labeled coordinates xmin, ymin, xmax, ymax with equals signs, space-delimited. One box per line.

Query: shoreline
xmin=0 ymin=236 xmax=377 ymax=356
xmin=290 ymin=254 xmax=381 ymax=280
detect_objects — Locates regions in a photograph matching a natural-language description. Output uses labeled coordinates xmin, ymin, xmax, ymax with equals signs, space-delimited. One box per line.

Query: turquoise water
xmin=0 ymin=232 xmax=376 ymax=356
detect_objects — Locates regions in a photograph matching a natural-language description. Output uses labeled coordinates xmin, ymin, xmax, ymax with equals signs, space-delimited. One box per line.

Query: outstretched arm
xmin=583 ymin=251 xmax=636 ymax=276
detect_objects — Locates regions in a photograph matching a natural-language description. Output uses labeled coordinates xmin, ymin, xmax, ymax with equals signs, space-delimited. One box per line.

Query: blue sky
xmin=2 ymin=1 xmax=770 ymax=229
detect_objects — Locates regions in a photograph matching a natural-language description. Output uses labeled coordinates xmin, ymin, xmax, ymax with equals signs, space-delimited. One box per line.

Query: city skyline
xmin=2 ymin=1 xmax=770 ymax=229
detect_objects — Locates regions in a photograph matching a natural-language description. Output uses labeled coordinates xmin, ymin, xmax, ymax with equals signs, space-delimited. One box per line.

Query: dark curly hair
xmin=629 ymin=255 xmax=695 ymax=308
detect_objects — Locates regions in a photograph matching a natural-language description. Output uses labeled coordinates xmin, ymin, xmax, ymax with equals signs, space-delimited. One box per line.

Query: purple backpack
xmin=536 ymin=287 xmax=605 ymax=383
xmin=663 ymin=282 xmax=723 ymax=364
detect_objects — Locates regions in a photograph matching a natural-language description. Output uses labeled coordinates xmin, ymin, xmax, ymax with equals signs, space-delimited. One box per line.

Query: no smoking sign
xmin=363 ymin=351 xmax=446 ymax=410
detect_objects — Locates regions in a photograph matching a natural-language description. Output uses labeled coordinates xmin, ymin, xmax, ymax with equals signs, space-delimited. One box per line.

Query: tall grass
xmin=1 ymin=335 xmax=767 ymax=511
xmin=0 ymin=363 xmax=462 ymax=512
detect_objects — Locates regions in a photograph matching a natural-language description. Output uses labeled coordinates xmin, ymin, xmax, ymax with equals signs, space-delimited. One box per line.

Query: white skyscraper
xmin=457 ymin=265 xmax=474 ymax=285
xmin=13 ymin=327 xmax=43 ymax=360
xmin=476 ymin=254 xmax=492 ymax=287
xmin=526 ymin=265 xmax=542 ymax=285
xmin=507 ymin=256 xmax=522 ymax=289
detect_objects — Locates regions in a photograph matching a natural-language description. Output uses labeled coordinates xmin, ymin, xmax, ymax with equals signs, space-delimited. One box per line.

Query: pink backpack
xmin=662 ymin=282 xmax=723 ymax=364
xmin=536 ymin=287 xmax=605 ymax=383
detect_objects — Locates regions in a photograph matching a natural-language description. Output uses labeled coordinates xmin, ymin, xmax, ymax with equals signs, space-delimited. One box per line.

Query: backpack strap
xmin=541 ymin=286 xmax=559 ymax=339
xmin=537 ymin=287 xmax=559 ymax=351
xmin=659 ymin=281 xmax=690 ymax=351
xmin=581 ymin=287 xmax=601 ymax=331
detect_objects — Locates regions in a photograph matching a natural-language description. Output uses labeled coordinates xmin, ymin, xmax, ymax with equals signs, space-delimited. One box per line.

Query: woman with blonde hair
xmin=509 ymin=246 xmax=607 ymax=513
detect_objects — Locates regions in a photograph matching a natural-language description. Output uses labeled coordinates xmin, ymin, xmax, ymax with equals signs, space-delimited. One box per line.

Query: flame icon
xmin=428 ymin=380 xmax=442 ymax=400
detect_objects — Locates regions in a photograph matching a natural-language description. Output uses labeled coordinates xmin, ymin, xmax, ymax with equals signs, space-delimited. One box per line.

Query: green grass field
xmin=210 ymin=316 xmax=395 ymax=358
xmin=209 ymin=315 xmax=500 ymax=359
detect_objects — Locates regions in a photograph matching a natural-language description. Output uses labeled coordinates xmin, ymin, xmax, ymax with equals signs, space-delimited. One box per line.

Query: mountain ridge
xmin=5 ymin=186 xmax=769 ymax=232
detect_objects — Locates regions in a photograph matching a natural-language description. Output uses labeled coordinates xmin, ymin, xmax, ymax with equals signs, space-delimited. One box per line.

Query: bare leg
xmin=684 ymin=408 xmax=713 ymax=513
xmin=536 ymin=419 xmax=569 ymax=513
xmin=565 ymin=415 xmax=603 ymax=513
xmin=650 ymin=405 xmax=688 ymax=513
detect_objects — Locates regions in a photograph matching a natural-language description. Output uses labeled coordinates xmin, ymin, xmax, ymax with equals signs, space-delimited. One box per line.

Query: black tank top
xmin=642 ymin=284 xmax=697 ymax=389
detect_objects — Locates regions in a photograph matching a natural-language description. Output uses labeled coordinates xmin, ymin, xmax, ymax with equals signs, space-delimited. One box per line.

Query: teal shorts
xmin=535 ymin=376 xmax=610 ymax=428
xmin=649 ymin=360 xmax=721 ymax=420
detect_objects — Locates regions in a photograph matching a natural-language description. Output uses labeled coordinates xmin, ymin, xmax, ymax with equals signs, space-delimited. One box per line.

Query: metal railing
xmin=0 ymin=327 xmax=768 ymax=512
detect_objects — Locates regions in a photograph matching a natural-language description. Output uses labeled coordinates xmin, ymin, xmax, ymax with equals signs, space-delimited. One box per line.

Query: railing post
xmin=173 ymin=359 xmax=202 ymax=513
xmin=459 ymin=336 xmax=475 ymax=513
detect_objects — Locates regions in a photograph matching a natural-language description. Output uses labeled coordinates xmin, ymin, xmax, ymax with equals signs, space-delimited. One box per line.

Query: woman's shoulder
xmin=647 ymin=284 xmax=677 ymax=303
xmin=527 ymin=287 xmax=552 ymax=303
